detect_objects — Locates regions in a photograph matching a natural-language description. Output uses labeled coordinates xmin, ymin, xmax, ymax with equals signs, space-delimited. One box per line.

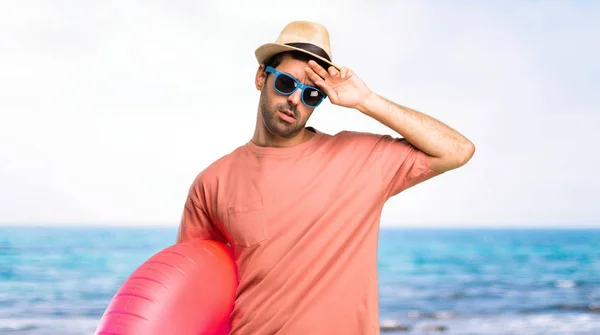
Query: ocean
xmin=1 ymin=226 xmax=599 ymax=334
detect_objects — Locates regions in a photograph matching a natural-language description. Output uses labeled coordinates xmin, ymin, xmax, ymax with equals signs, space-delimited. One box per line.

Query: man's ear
xmin=255 ymin=64 xmax=266 ymax=90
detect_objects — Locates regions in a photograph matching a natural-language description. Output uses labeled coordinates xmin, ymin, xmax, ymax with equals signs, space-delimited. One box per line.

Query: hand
xmin=305 ymin=60 xmax=374 ymax=110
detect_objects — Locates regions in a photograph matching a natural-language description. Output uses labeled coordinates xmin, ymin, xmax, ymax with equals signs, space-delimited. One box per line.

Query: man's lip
xmin=280 ymin=109 xmax=295 ymax=118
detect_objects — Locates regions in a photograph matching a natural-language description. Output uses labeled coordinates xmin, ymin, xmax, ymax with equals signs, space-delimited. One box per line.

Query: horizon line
xmin=0 ymin=222 xmax=598 ymax=230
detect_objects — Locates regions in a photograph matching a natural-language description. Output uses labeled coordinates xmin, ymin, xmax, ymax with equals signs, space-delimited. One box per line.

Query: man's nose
xmin=287 ymin=88 xmax=302 ymax=106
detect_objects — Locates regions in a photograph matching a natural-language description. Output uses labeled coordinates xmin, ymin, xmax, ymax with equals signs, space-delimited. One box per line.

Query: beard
xmin=259 ymin=93 xmax=306 ymax=138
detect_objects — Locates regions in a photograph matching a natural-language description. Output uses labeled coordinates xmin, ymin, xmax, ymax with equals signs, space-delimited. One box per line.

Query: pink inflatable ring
xmin=94 ymin=240 xmax=237 ymax=335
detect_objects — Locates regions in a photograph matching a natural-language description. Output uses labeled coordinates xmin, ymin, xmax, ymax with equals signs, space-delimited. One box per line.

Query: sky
xmin=1 ymin=1 xmax=598 ymax=228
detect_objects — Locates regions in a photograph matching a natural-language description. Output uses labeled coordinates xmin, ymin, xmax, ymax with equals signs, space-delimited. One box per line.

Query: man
xmin=176 ymin=21 xmax=474 ymax=334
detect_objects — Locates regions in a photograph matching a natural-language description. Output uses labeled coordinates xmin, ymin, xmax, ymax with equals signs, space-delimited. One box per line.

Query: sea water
xmin=1 ymin=226 xmax=599 ymax=334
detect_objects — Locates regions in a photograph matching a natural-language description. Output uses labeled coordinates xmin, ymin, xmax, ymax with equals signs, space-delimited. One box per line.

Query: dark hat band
xmin=284 ymin=42 xmax=331 ymax=62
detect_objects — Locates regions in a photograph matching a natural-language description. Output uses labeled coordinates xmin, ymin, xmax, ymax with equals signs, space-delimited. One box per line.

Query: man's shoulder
xmin=190 ymin=145 xmax=247 ymax=185
xmin=328 ymin=129 xmax=397 ymax=147
xmin=322 ymin=130 xmax=418 ymax=161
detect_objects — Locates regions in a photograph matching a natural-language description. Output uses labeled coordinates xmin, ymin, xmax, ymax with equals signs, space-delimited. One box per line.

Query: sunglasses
xmin=265 ymin=66 xmax=326 ymax=108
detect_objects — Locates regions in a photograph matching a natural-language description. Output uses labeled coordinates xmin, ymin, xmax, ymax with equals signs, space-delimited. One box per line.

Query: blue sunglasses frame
xmin=265 ymin=66 xmax=327 ymax=108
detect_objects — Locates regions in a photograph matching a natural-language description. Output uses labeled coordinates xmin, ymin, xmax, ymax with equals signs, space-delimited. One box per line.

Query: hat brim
xmin=255 ymin=43 xmax=339 ymax=70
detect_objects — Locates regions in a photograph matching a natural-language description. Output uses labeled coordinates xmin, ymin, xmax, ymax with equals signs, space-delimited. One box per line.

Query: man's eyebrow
xmin=283 ymin=69 xmax=315 ymax=86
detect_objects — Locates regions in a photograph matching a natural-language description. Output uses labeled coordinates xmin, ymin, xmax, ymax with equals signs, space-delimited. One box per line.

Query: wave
xmin=379 ymin=313 xmax=600 ymax=335
xmin=521 ymin=304 xmax=600 ymax=314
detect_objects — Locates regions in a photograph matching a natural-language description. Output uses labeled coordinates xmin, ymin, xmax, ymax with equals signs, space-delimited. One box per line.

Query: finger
xmin=328 ymin=66 xmax=338 ymax=77
xmin=314 ymin=80 xmax=335 ymax=97
xmin=340 ymin=67 xmax=348 ymax=79
xmin=340 ymin=67 xmax=352 ymax=79
xmin=304 ymin=66 xmax=326 ymax=86
xmin=308 ymin=60 xmax=329 ymax=79
xmin=304 ymin=66 xmax=333 ymax=94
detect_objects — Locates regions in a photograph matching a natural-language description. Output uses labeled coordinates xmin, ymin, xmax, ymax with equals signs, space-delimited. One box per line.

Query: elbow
xmin=429 ymin=141 xmax=475 ymax=173
xmin=457 ymin=140 xmax=475 ymax=167
xmin=432 ymin=141 xmax=475 ymax=173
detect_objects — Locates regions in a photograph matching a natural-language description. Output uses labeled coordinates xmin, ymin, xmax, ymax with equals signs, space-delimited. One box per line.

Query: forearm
xmin=357 ymin=92 xmax=475 ymax=172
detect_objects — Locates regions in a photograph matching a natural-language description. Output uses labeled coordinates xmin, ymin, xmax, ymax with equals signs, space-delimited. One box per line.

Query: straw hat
xmin=255 ymin=21 xmax=339 ymax=70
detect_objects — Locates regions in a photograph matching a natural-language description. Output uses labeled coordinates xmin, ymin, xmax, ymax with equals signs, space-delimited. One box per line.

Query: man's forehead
xmin=277 ymin=58 xmax=316 ymax=85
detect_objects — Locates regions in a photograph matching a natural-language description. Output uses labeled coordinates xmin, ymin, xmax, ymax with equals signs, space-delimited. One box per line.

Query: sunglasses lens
xmin=274 ymin=74 xmax=297 ymax=93
xmin=303 ymin=88 xmax=324 ymax=106
xmin=271 ymin=71 xmax=324 ymax=107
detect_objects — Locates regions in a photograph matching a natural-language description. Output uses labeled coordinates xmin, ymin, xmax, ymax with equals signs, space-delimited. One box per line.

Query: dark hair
xmin=263 ymin=48 xmax=332 ymax=74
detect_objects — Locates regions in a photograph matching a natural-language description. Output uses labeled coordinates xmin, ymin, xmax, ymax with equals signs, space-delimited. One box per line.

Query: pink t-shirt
xmin=178 ymin=127 xmax=438 ymax=334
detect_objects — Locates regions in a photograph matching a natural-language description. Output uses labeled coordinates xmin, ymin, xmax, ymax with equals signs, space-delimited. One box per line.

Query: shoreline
xmin=2 ymin=312 xmax=600 ymax=335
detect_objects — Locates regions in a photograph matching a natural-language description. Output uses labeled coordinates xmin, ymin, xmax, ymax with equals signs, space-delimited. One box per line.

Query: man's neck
xmin=251 ymin=127 xmax=315 ymax=148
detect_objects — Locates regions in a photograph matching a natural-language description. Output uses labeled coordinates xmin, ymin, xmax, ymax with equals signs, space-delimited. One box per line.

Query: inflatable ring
xmin=94 ymin=240 xmax=238 ymax=335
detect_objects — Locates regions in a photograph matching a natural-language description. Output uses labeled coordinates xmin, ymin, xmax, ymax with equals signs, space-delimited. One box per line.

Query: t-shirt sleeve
xmin=376 ymin=135 xmax=440 ymax=199
xmin=176 ymin=175 xmax=228 ymax=244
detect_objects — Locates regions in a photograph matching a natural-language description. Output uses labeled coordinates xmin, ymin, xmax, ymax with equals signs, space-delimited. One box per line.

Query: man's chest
xmin=213 ymin=157 xmax=381 ymax=248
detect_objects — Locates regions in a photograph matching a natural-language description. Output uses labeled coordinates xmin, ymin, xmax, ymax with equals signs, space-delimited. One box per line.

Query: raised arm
xmin=305 ymin=60 xmax=475 ymax=174
xmin=357 ymin=93 xmax=475 ymax=173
